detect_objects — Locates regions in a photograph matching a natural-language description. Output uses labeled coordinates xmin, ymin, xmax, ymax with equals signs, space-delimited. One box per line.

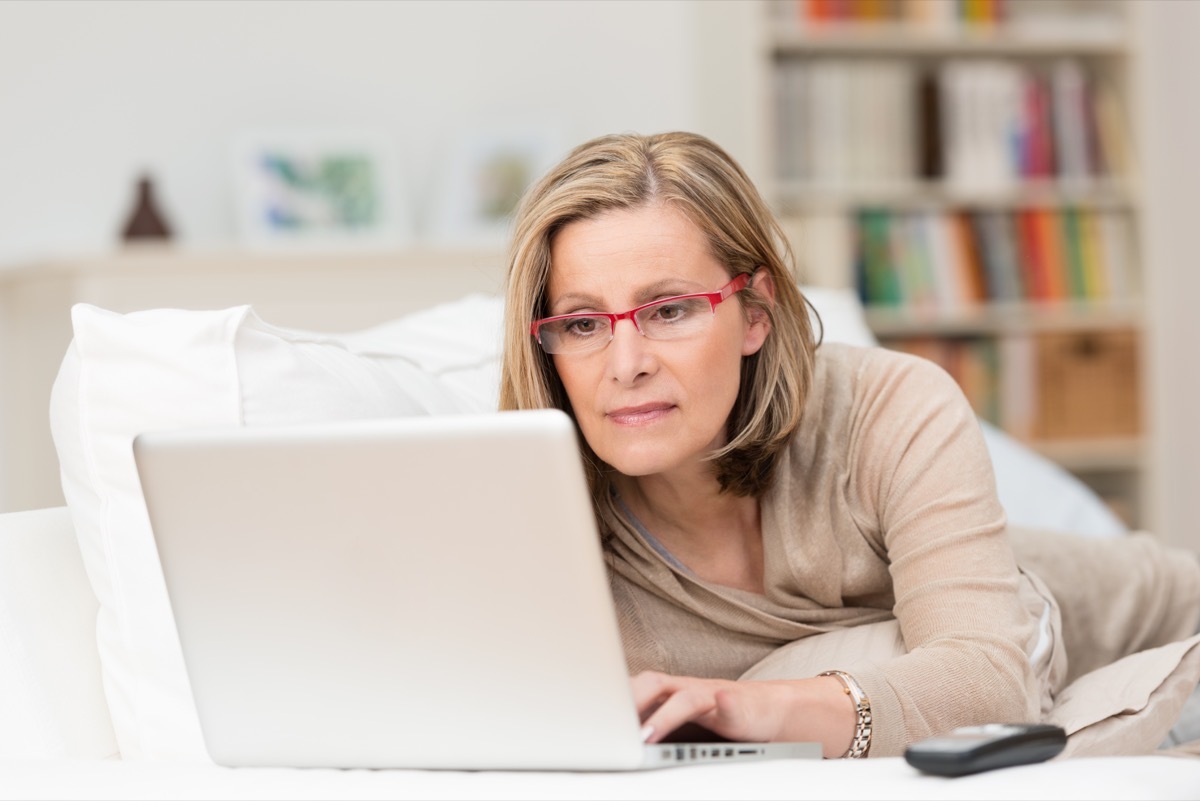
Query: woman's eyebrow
xmin=551 ymin=279 xmax=706 ymax=313
xmin=633 ymin=278 xmax=704 ymax=302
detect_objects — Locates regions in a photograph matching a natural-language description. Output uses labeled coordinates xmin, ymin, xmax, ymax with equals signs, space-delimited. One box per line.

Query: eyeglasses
xmin=531 ymin=273 xmax=751 ymax=355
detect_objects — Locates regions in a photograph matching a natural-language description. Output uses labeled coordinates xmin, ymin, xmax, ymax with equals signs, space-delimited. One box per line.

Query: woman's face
xmin=545 ymin=203 xmax=770 ymax=480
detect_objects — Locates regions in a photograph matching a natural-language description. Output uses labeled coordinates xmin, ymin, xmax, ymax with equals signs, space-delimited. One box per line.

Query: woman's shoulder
xmin=799 ymin=342 xmax=974 ymax=466
xmin=814 ymin=341 xmax=959 ymax=399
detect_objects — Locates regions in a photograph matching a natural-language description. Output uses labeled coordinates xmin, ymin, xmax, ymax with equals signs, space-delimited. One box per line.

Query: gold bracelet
xmin=819 ymin=670 xmax=872 ymax=759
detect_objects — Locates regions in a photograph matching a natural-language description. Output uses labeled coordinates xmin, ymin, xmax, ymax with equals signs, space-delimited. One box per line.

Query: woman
xmin=498 ymin=131 xmax=1200 ymax=759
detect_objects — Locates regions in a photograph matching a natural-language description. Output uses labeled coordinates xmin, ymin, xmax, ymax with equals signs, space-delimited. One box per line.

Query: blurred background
xmin=1 ymin=0 xmax=1198 ymax=550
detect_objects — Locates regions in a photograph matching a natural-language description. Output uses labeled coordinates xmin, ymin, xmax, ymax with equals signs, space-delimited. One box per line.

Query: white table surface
xmin=1 ymin=755 xmax=1198 ymax=801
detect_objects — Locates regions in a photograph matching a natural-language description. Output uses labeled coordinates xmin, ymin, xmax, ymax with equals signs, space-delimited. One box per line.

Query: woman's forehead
xmin=546 ymin=205 xmax=725 ymax=302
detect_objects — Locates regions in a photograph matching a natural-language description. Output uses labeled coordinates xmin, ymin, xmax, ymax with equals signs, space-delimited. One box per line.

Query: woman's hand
xmin=630 ymin=670 xmax=856 ymax=758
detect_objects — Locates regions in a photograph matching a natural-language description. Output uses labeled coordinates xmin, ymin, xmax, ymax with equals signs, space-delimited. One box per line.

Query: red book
xmin=1024 ymin=74 xmax=1056 ymax=179
xmin=1033 ymin=208 xmax=1069 ymax=301
xmin=804 ymin=0 xmax=833 ymax=24
xmin=1016 ymin=209 xmax=1049 ymax=301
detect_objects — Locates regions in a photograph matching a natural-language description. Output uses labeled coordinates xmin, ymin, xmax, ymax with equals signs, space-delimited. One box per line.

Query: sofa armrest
xmin=0 ymin=506 xmax=119 ymax=759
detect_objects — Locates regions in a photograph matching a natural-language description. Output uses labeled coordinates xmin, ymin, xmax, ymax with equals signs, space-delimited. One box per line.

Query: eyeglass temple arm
xmin=720 ymin=272 xmax=751 ymax=300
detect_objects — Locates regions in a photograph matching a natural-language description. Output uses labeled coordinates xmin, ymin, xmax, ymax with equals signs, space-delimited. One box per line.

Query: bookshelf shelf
xmin=771 ymin=29 xmax=1130 ymax=58
xmin=763 ymin=0 xmax=1146 ymax=527
xmin=1029 ymin=436 xmax=1144 ymax=472
xmin=863 ymin=299 xmax=1142 ymax=337
xmin=777 ymin=180 xmax=1135 ymax=213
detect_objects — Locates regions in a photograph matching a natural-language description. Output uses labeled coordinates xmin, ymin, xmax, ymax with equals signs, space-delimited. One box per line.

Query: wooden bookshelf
xmin=762 ymin=0 xmax=1146 ymax=527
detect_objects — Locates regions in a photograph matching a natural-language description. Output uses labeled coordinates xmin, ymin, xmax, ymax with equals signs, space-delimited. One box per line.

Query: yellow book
xmin=1077 ymin=208 xmax=1109 ymax=300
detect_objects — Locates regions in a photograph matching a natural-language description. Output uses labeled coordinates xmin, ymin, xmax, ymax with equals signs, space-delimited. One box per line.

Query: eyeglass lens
xmin=538 ymin=295 xmax=715 ymax=354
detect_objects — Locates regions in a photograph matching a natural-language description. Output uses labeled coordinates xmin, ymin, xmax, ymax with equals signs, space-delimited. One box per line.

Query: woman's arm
xmin=841 ymin=349 xmax=1046 ymax=756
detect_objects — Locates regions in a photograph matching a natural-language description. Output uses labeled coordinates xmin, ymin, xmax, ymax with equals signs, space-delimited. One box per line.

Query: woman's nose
xmin=604 ymin=318 xmax=655 ymax=385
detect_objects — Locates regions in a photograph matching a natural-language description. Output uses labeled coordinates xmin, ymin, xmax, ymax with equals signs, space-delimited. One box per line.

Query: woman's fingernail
xmin=640 ymin=724 xmax=655 ymax=742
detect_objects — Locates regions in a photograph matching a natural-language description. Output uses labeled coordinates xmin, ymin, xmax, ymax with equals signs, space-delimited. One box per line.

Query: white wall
xmin=0 ymin=0 xmax=711 ymax=263
xmin=1137 ymin=1 xmax=1200 ymax=549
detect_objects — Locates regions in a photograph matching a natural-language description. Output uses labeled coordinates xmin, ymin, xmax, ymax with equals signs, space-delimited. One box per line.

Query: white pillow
xmin=48 ymin=296 xmax=504 ymax=761
xmin=0 ymin=506 xmax=119 ymax=759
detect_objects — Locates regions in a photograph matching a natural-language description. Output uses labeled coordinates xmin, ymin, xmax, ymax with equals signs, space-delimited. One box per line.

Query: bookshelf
xmin=763 ymin=0 xmax=1145 ymax=526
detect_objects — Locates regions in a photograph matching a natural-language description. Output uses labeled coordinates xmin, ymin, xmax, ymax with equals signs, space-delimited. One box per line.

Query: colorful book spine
xmin=1016 ymin=209 xmax=1049 ymax=301
xmin=948 ymin=212 xmax=989 ymax=304
xmin=854 ymin=207 xmax=1134 ymax=308
xmin=1077 ymin=208 xmax=1109 ymax=300
xmin=856 ymin=210 xmax=903 ymax=305
xmin=1060 ymin=207 xmax=1088 ymax=299
xmin=1033 ymin=207 xmax=1069 ymax=301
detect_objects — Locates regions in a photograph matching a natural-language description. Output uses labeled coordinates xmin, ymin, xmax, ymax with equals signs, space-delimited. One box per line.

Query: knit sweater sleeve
xmin=840 ymin=349 xmax=1043 ymax=757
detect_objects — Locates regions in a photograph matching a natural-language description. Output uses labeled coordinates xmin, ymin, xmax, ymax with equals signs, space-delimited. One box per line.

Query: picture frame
xmin=427 ymin=122 xmax=565 ymax=248
xmin=231 ymin=130 xmax=411 ymax=250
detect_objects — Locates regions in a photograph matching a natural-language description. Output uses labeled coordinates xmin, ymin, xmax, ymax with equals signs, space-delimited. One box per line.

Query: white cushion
xmin=48 ymin=297 xmax=503 ymax=761
xmin=0 ymin=506 xmax=119 ymax=759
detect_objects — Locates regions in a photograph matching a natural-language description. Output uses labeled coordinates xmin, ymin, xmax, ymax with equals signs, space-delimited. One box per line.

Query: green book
xmin=1061 ymin=207 xmax=1089 ymax=299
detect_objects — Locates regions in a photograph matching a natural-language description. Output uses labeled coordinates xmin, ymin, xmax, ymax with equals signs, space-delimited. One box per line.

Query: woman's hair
xmin=499 ymin=131 xmax=818 ymax=502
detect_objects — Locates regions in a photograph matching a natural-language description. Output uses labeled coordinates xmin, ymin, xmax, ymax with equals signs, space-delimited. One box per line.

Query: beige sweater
xmin=599 ymin=343 xmax=1200 ymax=757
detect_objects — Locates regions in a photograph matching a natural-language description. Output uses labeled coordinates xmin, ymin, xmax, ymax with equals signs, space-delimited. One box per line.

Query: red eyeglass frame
xmin=530 ymin=272 xmax=752 ymax=344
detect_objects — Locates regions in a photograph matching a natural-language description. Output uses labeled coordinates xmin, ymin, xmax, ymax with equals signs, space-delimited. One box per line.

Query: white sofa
xmin=2 ymin=288 xmax=1198 ymax=800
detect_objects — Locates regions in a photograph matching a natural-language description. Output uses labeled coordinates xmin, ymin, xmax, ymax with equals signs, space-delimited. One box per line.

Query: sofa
xmin=2 ymin=286 xmax=1199 ymax=800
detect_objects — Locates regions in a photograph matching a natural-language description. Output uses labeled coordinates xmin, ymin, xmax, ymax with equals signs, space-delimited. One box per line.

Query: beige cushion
xmin=739 ymin=619 xmax=1200 ymax=757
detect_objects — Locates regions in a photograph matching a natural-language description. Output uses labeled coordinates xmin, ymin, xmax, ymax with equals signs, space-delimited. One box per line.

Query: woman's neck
xmin=614 ymin=470 xmax=765 ymax=594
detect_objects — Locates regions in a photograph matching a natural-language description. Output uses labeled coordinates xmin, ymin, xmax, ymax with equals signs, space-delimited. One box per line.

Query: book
xmin=1092 ymin=76 xmax=1132 ymax=178
xmin=1060 ymin=207 xmax=1089 ymax=299
xmin=890 ymin=212 xmax=935 ymax=309
xmin=1051 ymin=59 xmax=1091 ymax=183
xmin=1023 ymin=71 xmax=1056 ymax=179
xmin=775 ymin=60 xmax=810 ymax=181
xmin=809 ymin=60 xmax=851 ymax=187
xmin=948 ymin=211 xmax=989 ymax=305
xmin=1016 ymin=209 xmax=1050 ymax=301
xmin=856 ymin=209 xmax=903 ymax=305
xmin=1077 ymin=208 xmax=1109 ymax=300
xmin=922 ymin=211 xmax=961 ymax=310
xmin=974 ymin=210 xmax=1022 ymax=302
xmin=1031 ymin=207 xmax=1069 ymax=300
xmin=1097 ymin=211 xmax=1134 ymax=300
xmin=917 ymin=68 xmax=944 ymax=180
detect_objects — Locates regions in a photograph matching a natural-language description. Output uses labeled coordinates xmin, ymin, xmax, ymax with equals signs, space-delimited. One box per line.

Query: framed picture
xmin=427 ymin=122 xmax=565 ymax=247
xmin=232 ymin=130 xmax=410 ymax=249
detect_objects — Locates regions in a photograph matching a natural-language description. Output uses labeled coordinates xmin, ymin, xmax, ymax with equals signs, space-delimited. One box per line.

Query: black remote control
xmin=904 ymin=723 xmax=1067 ymax=777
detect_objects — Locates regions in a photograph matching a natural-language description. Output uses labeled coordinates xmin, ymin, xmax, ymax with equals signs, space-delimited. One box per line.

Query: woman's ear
xmin=741 ymin=269 xmax=775 ymax=356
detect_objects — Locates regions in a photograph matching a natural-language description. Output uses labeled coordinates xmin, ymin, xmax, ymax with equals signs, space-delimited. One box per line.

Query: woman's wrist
xmin=818 ymin=670 xmax=872 ymax=758
xmin=766 ymin=675 xmax=862 ymax=758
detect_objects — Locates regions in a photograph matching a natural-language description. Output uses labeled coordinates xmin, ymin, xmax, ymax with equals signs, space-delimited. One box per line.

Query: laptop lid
xmin=133 ymin=409 xmax=820 ymax=770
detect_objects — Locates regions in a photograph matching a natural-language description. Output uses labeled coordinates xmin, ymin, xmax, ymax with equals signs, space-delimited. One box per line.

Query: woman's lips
xmin=606 ymin=404 xmax=675 ymax=426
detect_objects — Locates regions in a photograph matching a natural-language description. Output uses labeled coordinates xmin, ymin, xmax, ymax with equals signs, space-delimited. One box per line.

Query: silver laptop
xmin=132 ymin=409 xmax=821 ymax=771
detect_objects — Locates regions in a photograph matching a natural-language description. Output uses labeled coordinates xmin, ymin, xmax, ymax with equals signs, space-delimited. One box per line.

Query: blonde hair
xmin=499 ymin=131 xmax=817 ymax=501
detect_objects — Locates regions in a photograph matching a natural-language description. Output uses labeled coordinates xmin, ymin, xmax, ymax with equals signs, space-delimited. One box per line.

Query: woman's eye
xmin=565 ymin=317 xmax=602 ymax=336
xmin=654 ymin=303 xmax=685 ymax=321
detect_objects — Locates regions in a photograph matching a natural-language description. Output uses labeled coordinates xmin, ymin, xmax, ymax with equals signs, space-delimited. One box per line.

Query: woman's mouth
xmin=606 ymin=404 xmax=675 ymax=426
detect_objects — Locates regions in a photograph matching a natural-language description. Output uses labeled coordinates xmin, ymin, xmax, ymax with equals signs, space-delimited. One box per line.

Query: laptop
xmin=132 ymin=408 xmax=821 ymax=771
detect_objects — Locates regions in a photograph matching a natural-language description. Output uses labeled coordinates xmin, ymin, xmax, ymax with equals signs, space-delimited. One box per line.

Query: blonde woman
xmin=498 ymin=131 xmax=1200 ymax=759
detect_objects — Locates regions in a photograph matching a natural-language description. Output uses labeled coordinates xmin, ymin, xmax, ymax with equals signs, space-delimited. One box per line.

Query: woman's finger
xmin=640 ymin=685 xmax=721 ymax=744
xmin=629 ymin=670 xmax=674 ymax=717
